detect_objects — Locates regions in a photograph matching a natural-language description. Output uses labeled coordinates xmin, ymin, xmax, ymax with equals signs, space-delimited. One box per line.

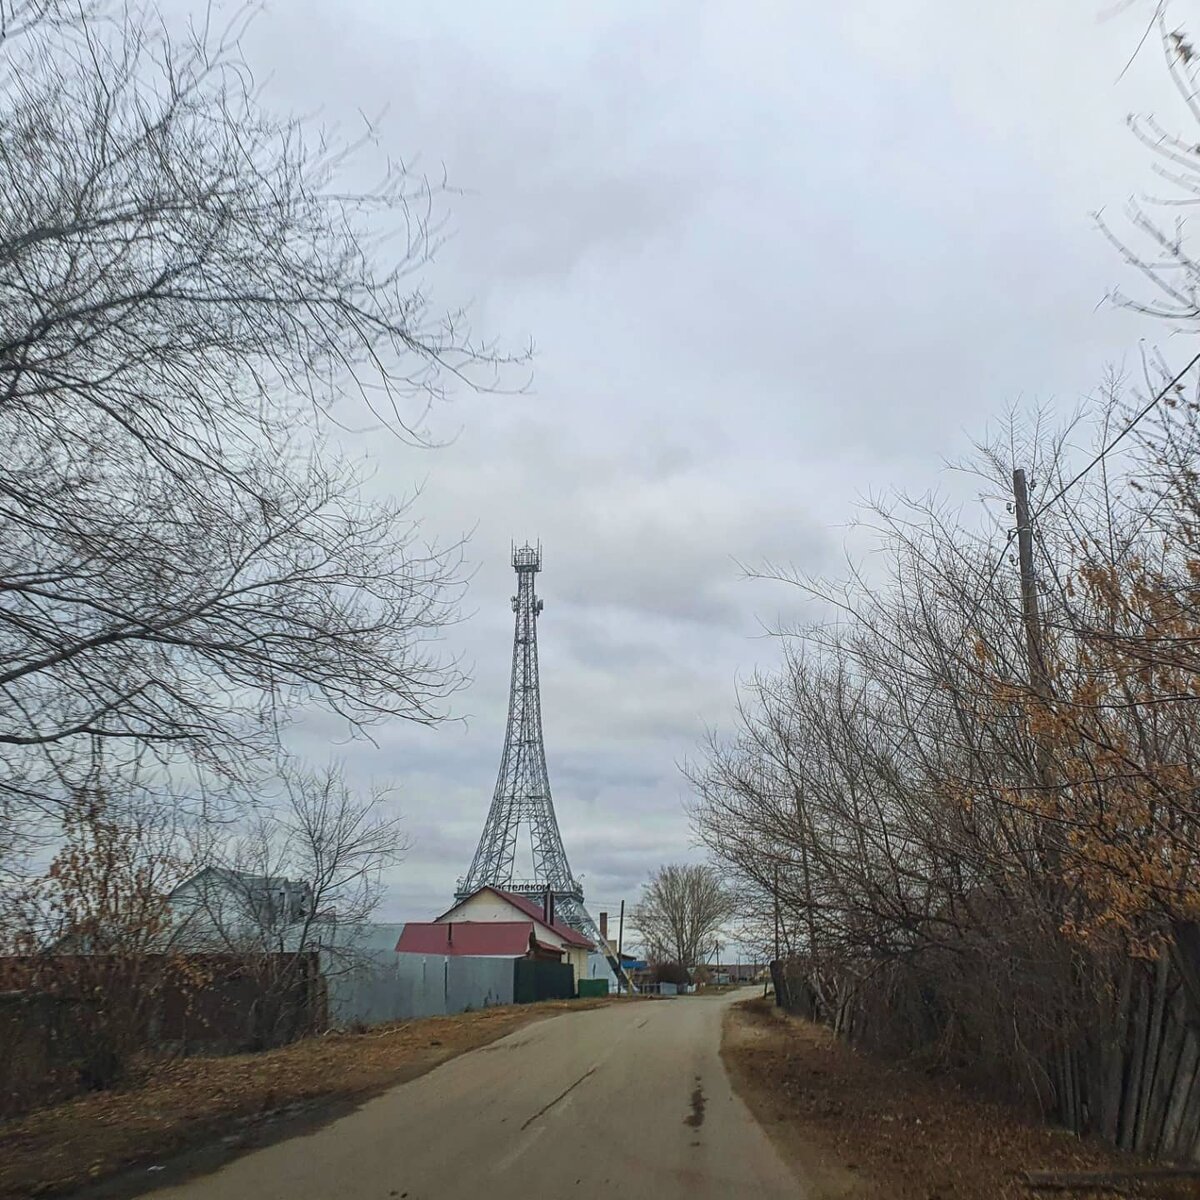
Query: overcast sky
xmin=225 ymin=1 xmax=1183 ymax=929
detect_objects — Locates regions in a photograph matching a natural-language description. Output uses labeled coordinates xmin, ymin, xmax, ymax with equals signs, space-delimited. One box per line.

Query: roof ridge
xmin=488 ymin=887 xmax=593 ymax=947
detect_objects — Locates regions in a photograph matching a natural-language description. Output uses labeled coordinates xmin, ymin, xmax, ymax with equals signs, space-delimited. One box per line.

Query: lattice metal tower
xmin=457 ymin=544 xmax=623 ymax=981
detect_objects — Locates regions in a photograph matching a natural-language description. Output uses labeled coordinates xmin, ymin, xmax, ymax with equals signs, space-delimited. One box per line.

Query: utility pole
xmin=767 ymin=862 xmax=780 ymax=999
xmin=1013 ymin=468 xmax=1060 ymax=860
xmin=1013 ymin=468 xmax=1050 ymax=699
xmin=617 ymin=899 xmax=625 ymax=991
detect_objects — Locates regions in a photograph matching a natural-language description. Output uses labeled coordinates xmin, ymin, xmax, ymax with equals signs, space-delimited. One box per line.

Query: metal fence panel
xmin=513 ymin=959 xmax=573 ymax=1004
xmin=446 ymin=957 xmax=514 ymax=1012
xmin=327 ymin=953 xmax=518 ymax=1026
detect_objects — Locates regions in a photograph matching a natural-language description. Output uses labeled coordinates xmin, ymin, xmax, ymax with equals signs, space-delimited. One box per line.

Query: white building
xmin=434 ymin=886 xmax=594 ymax=988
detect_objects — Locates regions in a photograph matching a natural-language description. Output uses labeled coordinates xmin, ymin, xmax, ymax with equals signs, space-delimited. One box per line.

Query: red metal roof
xmin=395 ymin=920 xmax=563 ymax=958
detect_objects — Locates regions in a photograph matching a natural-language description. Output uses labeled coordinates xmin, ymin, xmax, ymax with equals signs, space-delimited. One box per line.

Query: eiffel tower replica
xmin=457 ymin=543 xmax=629 ymax=989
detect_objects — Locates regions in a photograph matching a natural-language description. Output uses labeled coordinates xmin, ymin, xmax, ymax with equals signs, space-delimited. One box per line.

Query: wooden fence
xmin=0 ymin=952 xmax=326 ymax=1116
xmin=773 ymin=929 xmax=1200 ymax=1162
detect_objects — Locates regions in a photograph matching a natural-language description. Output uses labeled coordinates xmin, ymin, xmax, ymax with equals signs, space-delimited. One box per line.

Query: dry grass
xmin=0 ymin=997 xmax=619 ymax=1198
xmin=722 ymin=998 xmax=1199 ymax=1200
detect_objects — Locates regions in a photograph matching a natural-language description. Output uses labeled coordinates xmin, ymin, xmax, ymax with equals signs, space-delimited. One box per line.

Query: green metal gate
xmin=513 ymin=959 xmax=574 ymax=1004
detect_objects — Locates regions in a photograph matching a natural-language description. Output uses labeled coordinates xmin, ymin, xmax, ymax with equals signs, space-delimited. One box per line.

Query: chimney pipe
xmin=543 ymin=886 xmax=552 ymax=926
xmin=600 ymin=912 xmax=608 ymax=942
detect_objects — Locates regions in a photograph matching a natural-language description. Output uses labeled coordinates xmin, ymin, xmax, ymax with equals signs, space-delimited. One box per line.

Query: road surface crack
xmin=520 ymin=1066 xmax=597 ymax=1130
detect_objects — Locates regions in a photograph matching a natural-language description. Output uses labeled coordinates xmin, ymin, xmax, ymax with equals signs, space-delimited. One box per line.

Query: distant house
xmin=166 ymin=867 xmax=315 ymax=949
xmin=425 ymin=886 xmax=594 ymax=988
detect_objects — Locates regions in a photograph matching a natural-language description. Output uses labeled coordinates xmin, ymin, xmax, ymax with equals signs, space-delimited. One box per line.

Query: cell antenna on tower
xmin=457 ymin=543 xmax=630 ymax=988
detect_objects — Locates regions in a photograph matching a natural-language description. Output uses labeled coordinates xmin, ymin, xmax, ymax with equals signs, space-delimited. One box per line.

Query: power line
xmin=1033 ymin=350 xmax=1200 ymax=521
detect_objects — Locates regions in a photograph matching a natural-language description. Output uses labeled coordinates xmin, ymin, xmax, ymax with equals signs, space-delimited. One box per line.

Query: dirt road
xmin=144 ymin=989 xmax=800 ymax=1200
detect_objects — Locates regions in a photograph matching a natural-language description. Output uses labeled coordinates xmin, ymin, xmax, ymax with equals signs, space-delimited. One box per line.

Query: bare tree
xmin=1098 ymin=5 xmax=1200 ymax=330
xmin=168 ymin=761 xmax=407 ymax=1043
xmin=686 ymin=392 xmax=1200 ymax=1147
xmin=634 ymin=863 xmax=734 ymax=971
xmin=0 ymin=2 xmax=514 ymax=836
xmin=174 ymin=762 xmax=407 ymax=955
xmin=683 ymin=9 xmax=1200 ymax=1159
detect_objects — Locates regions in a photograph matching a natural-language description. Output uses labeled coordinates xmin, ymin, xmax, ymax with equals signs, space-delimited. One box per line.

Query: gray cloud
xmin=226 ymin=0 xmax=1182 ymax=923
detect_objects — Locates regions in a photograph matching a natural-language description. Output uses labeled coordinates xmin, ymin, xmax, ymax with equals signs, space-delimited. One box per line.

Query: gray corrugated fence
xmin=324 ymin=952 xmax=514 ymax=1027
